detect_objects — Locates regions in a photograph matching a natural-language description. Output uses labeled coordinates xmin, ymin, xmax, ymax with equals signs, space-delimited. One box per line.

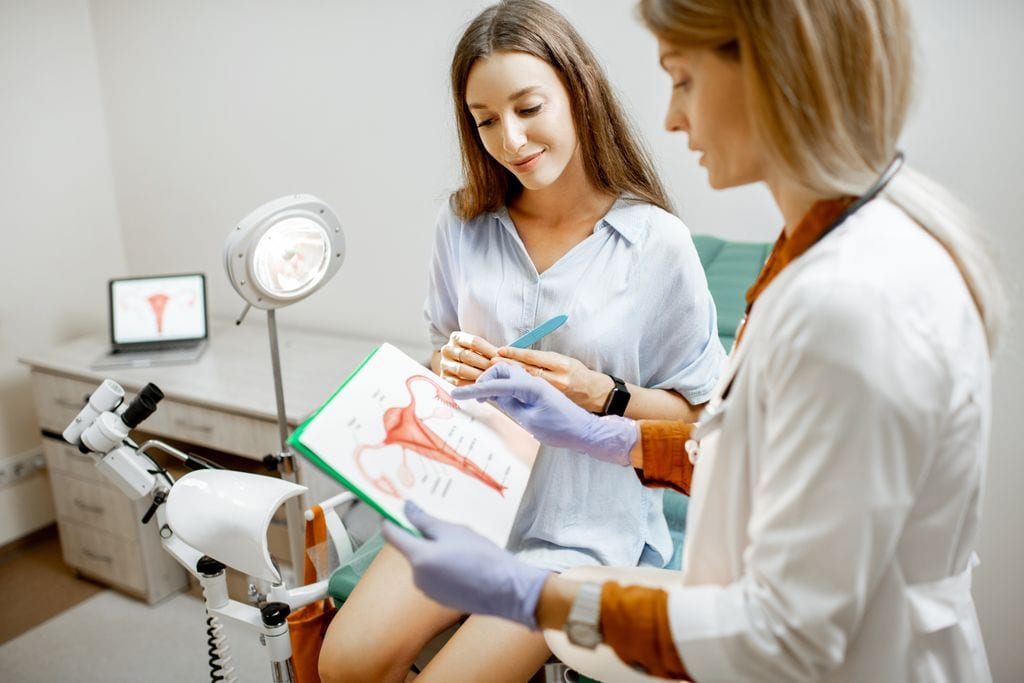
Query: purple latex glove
xmin=452 ymin=363 xmax=638 ymax=466
xmin=382 ymin=501 xmax=551 ymax=628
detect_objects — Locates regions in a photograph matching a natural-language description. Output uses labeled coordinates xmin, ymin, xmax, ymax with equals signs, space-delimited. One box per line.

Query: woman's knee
xmin=317 ymin=605 xmax=426 ymax=683
xmin=318 ymin=625 xmax=411 ymax=683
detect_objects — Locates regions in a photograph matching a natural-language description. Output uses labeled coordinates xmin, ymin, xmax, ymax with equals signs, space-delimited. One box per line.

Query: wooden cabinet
xmin=39 ymin=433 xmax=187 ymax=603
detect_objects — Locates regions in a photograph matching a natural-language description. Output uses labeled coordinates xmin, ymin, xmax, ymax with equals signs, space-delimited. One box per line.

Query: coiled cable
xmin=203 ymin=599 xmax=237 ymax=682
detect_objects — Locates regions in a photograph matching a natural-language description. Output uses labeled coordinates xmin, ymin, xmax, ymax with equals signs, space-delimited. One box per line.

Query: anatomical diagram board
xmin=289 ymin=343 xmax=538 ymax=546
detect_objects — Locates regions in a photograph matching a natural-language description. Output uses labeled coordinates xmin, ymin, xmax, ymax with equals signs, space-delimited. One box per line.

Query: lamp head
xmin=224 ymin=194 xmax=344 ymax=310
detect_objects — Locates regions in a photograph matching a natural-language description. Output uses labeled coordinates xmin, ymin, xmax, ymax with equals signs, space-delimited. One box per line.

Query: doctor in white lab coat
xmin=660 ymin=194 xmax=994 ymax=681
xmin=383 ymin=1 xmax=1005 ymax=681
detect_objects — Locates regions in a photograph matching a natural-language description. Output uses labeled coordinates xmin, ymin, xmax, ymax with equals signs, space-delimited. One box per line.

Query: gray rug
xmin=0 ymin=590 xmax=272 ymax=682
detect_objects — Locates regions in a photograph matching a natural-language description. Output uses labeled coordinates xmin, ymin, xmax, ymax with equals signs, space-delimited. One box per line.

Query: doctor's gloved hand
xmin=382 ymin=501 xmax=550 ymax=629
xmin=452 ymin=363 xmax=638 ymax=466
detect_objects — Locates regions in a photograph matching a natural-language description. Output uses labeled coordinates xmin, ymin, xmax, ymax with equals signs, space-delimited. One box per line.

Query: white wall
xmin=86 ymin=0 xmax=782 ymax=353
xmin=4 ymin=0 xmax=1020 ymax=676
xmin=0 ymin=0 xmax=127 ymax=544
xmin=905 ymin=3 xmax=1024 ymax=680
xmin=88 ymin=0 xmax=485 ymax=347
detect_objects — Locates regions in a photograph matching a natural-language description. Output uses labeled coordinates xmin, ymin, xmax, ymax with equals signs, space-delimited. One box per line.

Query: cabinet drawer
xmin=31 ymin=372 xmax=279 ymax=461
xmin=42 ymin=437 xmax=109 ymax=486
xmin=51 ymin=471 xmax=139 ymax=540
xmin=141 ymin=398 xmax=279 ymax=459
xmin=30 ymin=373 xmax=99 ymax=434
xmin=58 ymin=521 xmax=146 ymax=593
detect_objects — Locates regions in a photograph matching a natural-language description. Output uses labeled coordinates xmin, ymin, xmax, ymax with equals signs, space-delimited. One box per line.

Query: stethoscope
xmin=808 ymin=151 xmax=906 ymax=248
xmin=686 ymin=151 xmax=906 ymax=463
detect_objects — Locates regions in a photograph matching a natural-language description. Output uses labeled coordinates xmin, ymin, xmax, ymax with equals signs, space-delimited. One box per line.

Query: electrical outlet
xmin=0 ymin=448 xmax=45 ymax=489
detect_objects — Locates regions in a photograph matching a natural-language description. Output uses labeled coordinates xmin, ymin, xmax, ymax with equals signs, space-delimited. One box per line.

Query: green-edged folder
xmin=288 ymin=343 xmax=538 ymax=545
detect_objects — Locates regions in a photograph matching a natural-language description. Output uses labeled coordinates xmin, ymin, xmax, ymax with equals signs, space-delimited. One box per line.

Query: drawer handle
xmin=64 ymin=447 xmax=93 ymax=461
xmin=73 ymin=498 xmax=105 ymax=515
xmin=55 ymin=398 xmax=86 ymax=410
xmin=82 ymin=548 xmax=113 ymax=563
xmin=174 ymin=419 xmax=213 ymax=434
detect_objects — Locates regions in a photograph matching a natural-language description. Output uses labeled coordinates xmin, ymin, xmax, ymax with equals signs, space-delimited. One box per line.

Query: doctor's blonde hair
xmin=639 ymin=0 xmax=1007 ymax=351
xmin=450 ymin=0 xmax=671 ymax=220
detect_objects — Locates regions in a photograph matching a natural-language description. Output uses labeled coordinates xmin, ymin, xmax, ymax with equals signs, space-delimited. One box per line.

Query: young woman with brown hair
xmin=318 ymin=1 xmax=724 ymax=681
xmin=388 ymin=0 xmax=1004 ymax=681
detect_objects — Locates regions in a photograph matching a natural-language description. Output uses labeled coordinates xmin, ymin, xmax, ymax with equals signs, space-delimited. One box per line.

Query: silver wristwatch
xmin=565 ymin=582 xmax=603 ymax=649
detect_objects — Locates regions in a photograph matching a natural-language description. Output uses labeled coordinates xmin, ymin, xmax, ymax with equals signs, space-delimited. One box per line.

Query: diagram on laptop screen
xmin=112 ymin=276 xmax=206 ymax=343
xmin=291 ymin=343 xmax=538 ymax=546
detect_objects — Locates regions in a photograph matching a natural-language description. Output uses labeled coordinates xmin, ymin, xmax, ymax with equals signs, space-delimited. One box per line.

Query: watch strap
xmin=602 ymin=374 xmax=630 ymax=416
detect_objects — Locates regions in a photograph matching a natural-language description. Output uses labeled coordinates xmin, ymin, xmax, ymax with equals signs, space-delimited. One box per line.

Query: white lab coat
xmin=671 ymin=199 xmax=993 ymax=682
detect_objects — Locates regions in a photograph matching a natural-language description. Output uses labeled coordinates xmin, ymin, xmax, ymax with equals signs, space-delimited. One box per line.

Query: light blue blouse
xmin=424 ymin=198 xmax=726 ymax=570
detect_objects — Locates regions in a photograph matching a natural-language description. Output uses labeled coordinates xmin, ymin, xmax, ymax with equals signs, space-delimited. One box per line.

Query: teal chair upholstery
xmin=691 ymin=234 xmax=772 ymax=350
xmin=328 ymin=531 xmax=385 ymax=604
xmin=328 ymin=235 xmax=771 ymax=603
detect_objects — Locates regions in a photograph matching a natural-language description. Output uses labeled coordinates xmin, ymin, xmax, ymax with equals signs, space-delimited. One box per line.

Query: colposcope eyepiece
xmin=121 ymin=383 xmax=164 ymax=429
xmin=62 ymin=379 xmax=125 ymax=446
xmin=78 ymin=382 xmax=165 ymax=454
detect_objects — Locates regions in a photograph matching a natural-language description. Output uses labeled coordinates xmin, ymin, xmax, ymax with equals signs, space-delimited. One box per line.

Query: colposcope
xmin=63 ymin=378 xmax=354 ymax=683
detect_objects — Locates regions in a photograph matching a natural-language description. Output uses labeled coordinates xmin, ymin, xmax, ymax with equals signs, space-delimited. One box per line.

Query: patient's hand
xmin=438 ymin=331 xmax=499 ymax=386
xmin=494 ymin=346 xmax=609 ymax=413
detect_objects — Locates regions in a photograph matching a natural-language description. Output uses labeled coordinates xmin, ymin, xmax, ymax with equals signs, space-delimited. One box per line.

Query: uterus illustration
xmin=120 ymin=289 xmax=197 ymax=335
xmin=147 ymin=293 xmax=170 ymax=333
xmin=354 ymin=375 xmax=507 ymax=499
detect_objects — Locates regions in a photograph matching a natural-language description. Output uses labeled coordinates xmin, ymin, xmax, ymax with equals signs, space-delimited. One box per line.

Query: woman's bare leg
xmin=318 ymin=543 xmax=463 ymax=683
xmin=415 ymin=614 xmax=551 ymax=683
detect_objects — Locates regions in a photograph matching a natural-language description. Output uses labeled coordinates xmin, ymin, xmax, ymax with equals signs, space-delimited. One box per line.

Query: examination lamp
xmin=224 ymin=194 xmax=345 ymax=575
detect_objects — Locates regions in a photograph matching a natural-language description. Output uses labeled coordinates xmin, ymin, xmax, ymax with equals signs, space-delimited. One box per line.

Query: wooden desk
xmin=20 ymin=320 xmax=431 ymax=602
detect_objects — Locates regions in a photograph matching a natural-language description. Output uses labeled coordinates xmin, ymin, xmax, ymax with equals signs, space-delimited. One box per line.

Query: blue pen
xmin=507 ymin=315 xmax=568 ymax=348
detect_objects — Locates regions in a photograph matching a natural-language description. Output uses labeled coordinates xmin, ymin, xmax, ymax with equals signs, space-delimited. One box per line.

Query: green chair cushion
xmin=691 ymin=234 xmax=772 ymax=343
xmin=328 ymin=530 xmax=384 ymax=605
xmin=662 ymin=490 xmax=689 ymax=571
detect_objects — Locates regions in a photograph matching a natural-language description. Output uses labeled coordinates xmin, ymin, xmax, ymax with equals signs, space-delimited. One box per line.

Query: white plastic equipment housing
xmin=165 ymin=470 xmax=307 ymax=583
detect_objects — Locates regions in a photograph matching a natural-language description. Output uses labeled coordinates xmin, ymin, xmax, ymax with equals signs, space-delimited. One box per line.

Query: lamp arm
xmin=265 ymin=308 xmax=308 ymax=580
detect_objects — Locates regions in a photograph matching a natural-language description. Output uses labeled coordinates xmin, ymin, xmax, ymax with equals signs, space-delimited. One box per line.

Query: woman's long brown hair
xmin=450 ymin=0 xmax=672 ymax=220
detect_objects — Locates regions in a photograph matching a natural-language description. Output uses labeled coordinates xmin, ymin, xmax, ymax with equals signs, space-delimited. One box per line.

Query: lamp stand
xmin=266 ymin=308 xmax=307 ymax=582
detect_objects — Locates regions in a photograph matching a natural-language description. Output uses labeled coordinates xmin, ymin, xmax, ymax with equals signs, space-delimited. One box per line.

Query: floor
xmin=0 ymin=520 xmax=561 ymax=679
xmin=0 ymin=524 xmax=103 ymax=644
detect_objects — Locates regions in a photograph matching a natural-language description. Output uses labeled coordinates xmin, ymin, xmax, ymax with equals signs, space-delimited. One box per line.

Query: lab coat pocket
xmin=905 ymin=553 xmax=978 ymax=634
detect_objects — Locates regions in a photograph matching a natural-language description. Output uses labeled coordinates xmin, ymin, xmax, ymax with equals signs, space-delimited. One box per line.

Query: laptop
xmin=92 ymin=273 xmax=209 ymax=369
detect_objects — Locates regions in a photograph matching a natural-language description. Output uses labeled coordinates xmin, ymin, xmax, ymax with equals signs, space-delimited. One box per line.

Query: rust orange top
xmin=737 ymin=196 xmax=855 ymax=346
xmin=635 ymin=420 xmax=695 ymax=495
xmin=600 ymin=197 xmax=854 ymax=680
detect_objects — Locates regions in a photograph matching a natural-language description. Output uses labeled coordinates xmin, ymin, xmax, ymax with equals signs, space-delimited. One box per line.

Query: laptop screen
xmin=109 ymin=273 xmax=208 ymax=348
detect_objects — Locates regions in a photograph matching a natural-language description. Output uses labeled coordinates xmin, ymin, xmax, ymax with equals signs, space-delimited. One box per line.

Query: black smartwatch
xmin=601 ymin=374 xmax=631 ymax=416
